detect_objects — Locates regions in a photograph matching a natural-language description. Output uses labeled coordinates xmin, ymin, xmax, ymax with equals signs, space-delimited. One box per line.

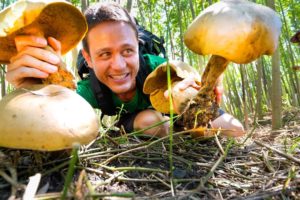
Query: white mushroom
xmin=0 ymin=85 xmax=99 ymax=151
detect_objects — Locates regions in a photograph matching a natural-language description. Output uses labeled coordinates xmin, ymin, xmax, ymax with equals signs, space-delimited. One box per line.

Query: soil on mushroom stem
xmin=0 ymin=109 xmax=300 ymax=199
xmin=179 ymin=88 xmax=219 ymax=129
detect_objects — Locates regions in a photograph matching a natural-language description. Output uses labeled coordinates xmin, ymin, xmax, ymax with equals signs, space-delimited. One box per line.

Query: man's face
xmin=83 ymin=21 xmax=139 ymax=96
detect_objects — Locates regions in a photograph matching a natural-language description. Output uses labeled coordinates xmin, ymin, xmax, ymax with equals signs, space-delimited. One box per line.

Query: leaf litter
xmin=0 ymin=108 xmax=299 ymax=199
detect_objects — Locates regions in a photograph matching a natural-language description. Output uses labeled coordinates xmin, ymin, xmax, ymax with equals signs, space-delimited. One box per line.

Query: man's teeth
xmin=111 ymin=74 xmax=127 ymax=80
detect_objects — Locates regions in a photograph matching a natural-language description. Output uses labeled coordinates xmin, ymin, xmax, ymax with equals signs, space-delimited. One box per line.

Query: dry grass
xmin=0 ymin=109 xmax=299 ymax=199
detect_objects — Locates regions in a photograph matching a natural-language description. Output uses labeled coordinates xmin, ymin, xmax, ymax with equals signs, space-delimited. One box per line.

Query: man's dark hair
xmin=82 ymin=2 xmax=138 ymax=53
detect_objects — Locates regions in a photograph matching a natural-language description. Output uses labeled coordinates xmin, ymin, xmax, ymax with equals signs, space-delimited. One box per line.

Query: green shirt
xmin=76 ymin=54 xmax=166 ymax=113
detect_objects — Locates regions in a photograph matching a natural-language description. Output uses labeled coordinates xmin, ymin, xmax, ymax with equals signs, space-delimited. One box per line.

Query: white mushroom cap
xmin=0 ymin=85 xmax=99 ymax=151
xmin=184 ymin=0 xmax=282 ymax=64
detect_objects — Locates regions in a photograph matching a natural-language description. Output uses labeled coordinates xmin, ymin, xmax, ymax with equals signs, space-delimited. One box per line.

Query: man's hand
xmin=162 ymin=76 xmax=224 ymax=113
xmin=163 ymin=77 xmax=200 ymax=114
xmin=163 ymin=77 xmax=200 ymax=99
xmin=6 ymin=36 xmax=61 ymax=88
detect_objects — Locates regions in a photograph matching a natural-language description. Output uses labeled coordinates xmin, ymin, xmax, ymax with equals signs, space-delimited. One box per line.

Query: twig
xmin=117 ymin=177 xmax=159 ymax=182
xmin=93 ymin=163 xmax=169 ymax=174
xmin=233 ymin=184 xmax=299 ymax=200
xmin=214 ymin=130 xmax=224 ymax=155
xmin=241 ymin=124 xmax=257 ymax=145
xmin=262 ymin=150 xmax=275 ymax=173
xmin=254 ymin=140 xmax=300 ymax=165
xmin=0 ymin=170 xmax=22 ymax=188
xmin=94 ymin=171 xmax=124 ymax=187
xmin=153 ymin=175 xmax=171 ymax=188
xmin=87 ymin=192 xmax=135 ymax=198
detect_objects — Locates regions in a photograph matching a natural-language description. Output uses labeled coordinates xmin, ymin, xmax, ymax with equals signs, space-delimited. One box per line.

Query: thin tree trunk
xmin=148 ymin=0 xmax=153 ymax=32
xmin=175 ymin=0 xmax=185 ymax=61
xmin=188 ymin=0 xmax=196 ymax=19
xmin=267 ymin=0 xmax=282 ymax=130
xmin=126 ymin=0 xmax=133 ymax=13
xmin=240 ymin=64 xmax=249 ymax=130
xmin=136 ymin=0 xmax=146 ymax=26
xmin=262 ymin=59 xmax=272 ymax=109
xmin=271 ymin=48 xmax=282 ymax=130
xmin=162 ymin=0 xmax=174 ymax=59
xmin=255 ymin=58 xmax=263 ymax=120
xmin=81 ymin=0 xmax=88 ymax=12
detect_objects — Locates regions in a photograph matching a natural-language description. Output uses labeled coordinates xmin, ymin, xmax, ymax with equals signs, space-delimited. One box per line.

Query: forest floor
xmin=0 ymin=108 xmax=300 ymax=200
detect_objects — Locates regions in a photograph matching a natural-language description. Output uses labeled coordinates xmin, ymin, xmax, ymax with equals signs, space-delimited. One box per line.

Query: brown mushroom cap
xmin=0 ymin=85 xmax=99 ymax=151
xmin=143 ymin=60 xmax=201 ymax=114
xmin=0 ymin=0 xmax=87 ymax=63
xmin=184 ymin=0 xmax=282 ymax=64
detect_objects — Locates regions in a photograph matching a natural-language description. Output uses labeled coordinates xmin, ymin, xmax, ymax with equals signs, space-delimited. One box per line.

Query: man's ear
xmin=82 ymin=49 xmax=93 ymax=69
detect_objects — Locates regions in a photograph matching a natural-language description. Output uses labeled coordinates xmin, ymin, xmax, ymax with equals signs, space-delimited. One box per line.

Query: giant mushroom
xmin=0 ymin=0 xmax=99 ymax=151
xmin=182 ymin=0 xmax=282 ymax=130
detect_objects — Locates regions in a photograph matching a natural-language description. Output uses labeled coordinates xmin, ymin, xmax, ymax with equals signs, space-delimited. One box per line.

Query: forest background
xmin=0 ymin=0 xmax=299 ymax=199
xmin=0 ymin=0 xmax=299 ymax=131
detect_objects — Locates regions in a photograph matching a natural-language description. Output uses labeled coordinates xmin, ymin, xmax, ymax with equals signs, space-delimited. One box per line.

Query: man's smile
xmin=109 ymin=73 xmax=130 ymax=81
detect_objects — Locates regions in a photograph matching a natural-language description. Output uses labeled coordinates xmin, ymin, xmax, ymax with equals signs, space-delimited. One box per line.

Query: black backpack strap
xmin=77 ymin=50 xmax=90 ymax=80
xmin=135 ymin=52 xmax=151 ymax=105
xmin=89 ymin=68 xmax=117 ymax=116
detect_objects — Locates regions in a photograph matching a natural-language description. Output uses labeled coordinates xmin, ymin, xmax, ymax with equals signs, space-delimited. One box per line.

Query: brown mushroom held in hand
xmin=0 ymin=0 xmax=88 ymax=89
xmin=183 ymin=0 xmax=281 ymax=129
xmin=143 ymin=60 xmax=201 ymax=114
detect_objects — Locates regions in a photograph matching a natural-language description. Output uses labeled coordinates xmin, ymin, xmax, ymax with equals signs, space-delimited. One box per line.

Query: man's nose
xmin=111 ymin=54 xmax=126 ymax=70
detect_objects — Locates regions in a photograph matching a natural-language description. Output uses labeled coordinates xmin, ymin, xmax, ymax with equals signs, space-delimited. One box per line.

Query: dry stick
xmin=214 ymin=130 xmax=224 ymax=155
xmin=0 ymin=170 xmax=23 ymax=189
xmin=94 ymin=163 xmax=168 ymax=174
xmin=87 ymin=192 xmax=135 ymax=199
xmin=235 ymin=184 xmax=299 ymax=200
xmin=241 ymin=124 xmax=257 ymax=145
xmin=117 ymin=177 xmax=159 ymax=183
xmin=153 ymin=175 xmax=172 ymax=189
xmin=262 ymin=150 xmax=275 ymax=173
xmin=254 ymin=140 xmax=300 ymax=165
xmin=94 ymin=171 xmax=124 ymax=188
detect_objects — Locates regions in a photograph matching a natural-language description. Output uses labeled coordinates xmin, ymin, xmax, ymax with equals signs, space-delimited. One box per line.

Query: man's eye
xmin=123 ymin=49 xmax=134 ymax=56
xmin=99 ymin=52 xmax=111 ymax=58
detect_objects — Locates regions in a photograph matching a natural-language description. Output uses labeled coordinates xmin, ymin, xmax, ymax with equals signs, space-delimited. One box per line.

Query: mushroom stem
xmin=181 ymin=55 xmax=229 ymax=129
xmin=201 ymin=55 xmax=229 ymax=90
xmin=41 ymin=46 xmax=76 ymax=90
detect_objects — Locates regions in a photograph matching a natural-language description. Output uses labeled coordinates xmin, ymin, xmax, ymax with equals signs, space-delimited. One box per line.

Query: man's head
xmin=82 ymin=3 xmax=138 ymax=54
xmin=81 ymin=3 xmax=140 ymax=99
